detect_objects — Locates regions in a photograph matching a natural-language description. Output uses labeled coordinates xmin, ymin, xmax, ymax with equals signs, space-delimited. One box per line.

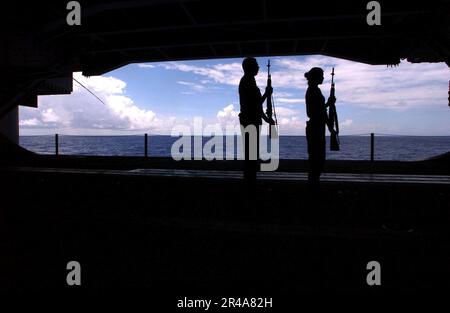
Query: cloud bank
xmin=20 ymin=72 xmax=176 ymax=135
xmin=159 ymin=55 xmax=449 ymax=111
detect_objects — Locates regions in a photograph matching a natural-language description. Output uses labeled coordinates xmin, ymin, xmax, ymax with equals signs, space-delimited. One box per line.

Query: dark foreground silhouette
xmin=0 ymin=159 xmax=449 ymax=300
xmin=304 ymin=67 xmax=337 ymax=184
xmin=239 ymin=57 xmax=275 ymax=182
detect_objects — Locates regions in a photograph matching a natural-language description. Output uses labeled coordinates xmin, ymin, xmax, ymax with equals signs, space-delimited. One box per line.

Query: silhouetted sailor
xmin=239 ymin=57 xmax=274 ymax=181
xmin=304 ymin=67 xmax=336 ymax=184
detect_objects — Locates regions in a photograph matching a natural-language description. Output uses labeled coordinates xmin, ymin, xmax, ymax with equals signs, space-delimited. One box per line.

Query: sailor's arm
xmin=327 ymin=119 xmax=335 ymax=133
xmin=260 ymin=86 xmax=275 ymax=124
xmin=259 ymin=86 xmax=272 ymax=105
xmin=261 ymin=112 xmax=275 ymax=125
xmin=326 ymin=95 xmax=336 ymax=107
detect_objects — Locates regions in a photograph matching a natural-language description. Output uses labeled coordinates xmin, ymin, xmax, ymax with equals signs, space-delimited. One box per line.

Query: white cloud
xmin=106 ymin=94 xmax=158 ymax=130
xmin=177 ymin=81 xmax=193 ymax=86
xmin=158 ymin=56 xmax=449 ymax=111
xmin=271 ymin=106 xmax=306 ymax=135
xmin=214 ymin=103 xmax=306 ymax=135
xmin=161 ymin=62 xmax=243 ymax=86
xmin=273 ymin=92 xmax=293 ymax=97
xmin=340 ymin=119 xmax=353 ymax=127
xmin=177 ymin=81 xmax=205 ymax=92
xmin=41 ymin=108 xmax=60 ymax=123
xmin=274 ymin=107 xmax=299 ymax=117
xmin=137 ymin=64 xmax=155 ymax=68
xmin=217 ymin=104 xmax=239 ymax=126
xmin=19 ymin=118 xmax=42 ymax=127
xmin=276 ymin=98 xmax=305 ymax=104
xmin=276 ymin=116 xmax=306 ymax=135
xmin=273 ymin=56 xmax=450 ymax=110
xmin=20 ymin=72 xmax=177 ymax=134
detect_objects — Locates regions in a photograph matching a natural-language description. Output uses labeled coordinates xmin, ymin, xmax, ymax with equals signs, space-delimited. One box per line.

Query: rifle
xmin=266 ymin=59 xmax=278 ymax=138
xmin=329 ymin=67 xmax=340 ymax=151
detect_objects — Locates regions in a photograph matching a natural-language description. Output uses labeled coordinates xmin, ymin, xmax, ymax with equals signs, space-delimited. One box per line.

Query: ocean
xmin=19 ymin=135 xmax=450 ymax=161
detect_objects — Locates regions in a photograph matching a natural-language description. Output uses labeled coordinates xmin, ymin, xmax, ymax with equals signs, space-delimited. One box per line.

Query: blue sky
xmin=20 ymin=55 xmax=450 ymax=136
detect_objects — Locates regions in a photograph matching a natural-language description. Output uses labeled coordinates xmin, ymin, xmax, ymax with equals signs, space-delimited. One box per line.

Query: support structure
xmin=0 ymin=106 xmax=19 ymax=144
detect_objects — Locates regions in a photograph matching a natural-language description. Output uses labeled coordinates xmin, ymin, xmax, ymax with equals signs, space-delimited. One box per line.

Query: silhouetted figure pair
xmin=304 ymin=67 xmax=336 ymax=186
xmin=239 ymin=57 xmax=274 ymax=182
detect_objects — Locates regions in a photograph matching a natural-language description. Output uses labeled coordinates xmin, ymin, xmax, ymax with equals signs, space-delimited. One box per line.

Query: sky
xmin=19 ymin=55 xmax=450 ymax=136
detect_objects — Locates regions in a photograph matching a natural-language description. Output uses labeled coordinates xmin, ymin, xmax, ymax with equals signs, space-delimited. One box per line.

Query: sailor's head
xmin=305 ymin=67 xmax=324 ymax=85
xmin=242 ymin=57 xmax=259 ymax=76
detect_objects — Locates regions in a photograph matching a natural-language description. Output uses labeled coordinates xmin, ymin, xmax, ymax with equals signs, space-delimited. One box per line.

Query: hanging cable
xmin=73 ymin=77 xmax=106 ymax=105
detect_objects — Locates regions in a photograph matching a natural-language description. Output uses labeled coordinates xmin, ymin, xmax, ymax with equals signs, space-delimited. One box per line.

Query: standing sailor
xmin=239 ymin=57 xmax=275 ymax=182
xmin=304 ymin=67 xmax=336 ymax=185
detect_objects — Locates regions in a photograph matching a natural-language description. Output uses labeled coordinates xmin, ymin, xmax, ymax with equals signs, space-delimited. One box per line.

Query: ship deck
xmin=1 ymin=158 xmax=449 ymax=296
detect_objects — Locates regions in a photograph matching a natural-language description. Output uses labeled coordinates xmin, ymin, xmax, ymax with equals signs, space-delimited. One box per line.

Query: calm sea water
xmin=19 ymin=135 xmax=450 ymax=161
